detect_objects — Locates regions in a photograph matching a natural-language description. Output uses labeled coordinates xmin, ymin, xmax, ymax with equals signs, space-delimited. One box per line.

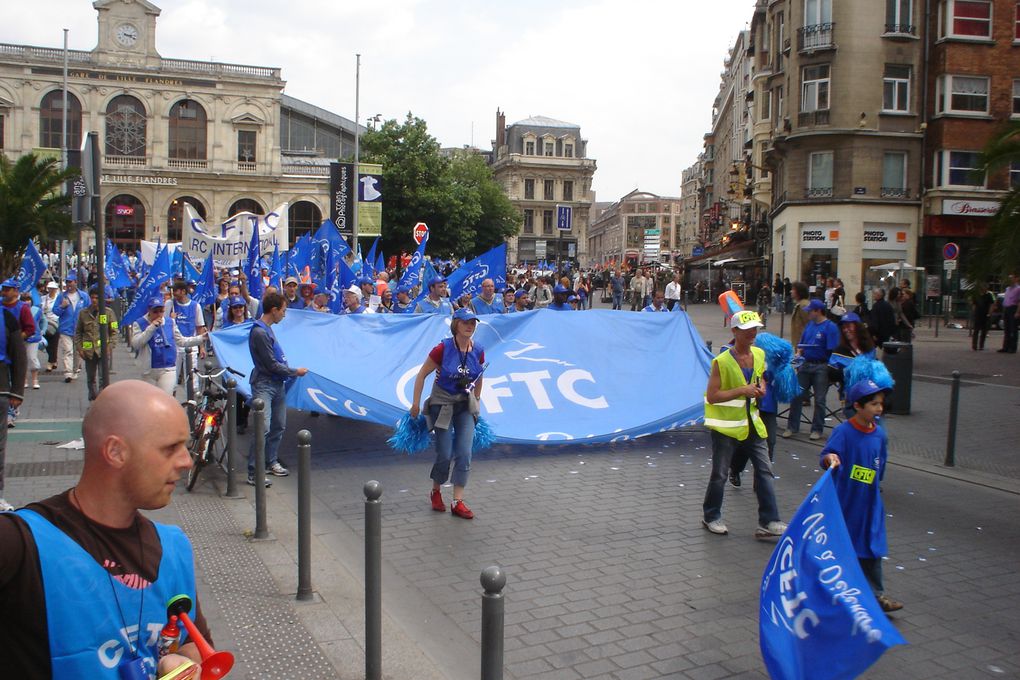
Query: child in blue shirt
xmin=820 ymin=379 xmax=903 ymax=614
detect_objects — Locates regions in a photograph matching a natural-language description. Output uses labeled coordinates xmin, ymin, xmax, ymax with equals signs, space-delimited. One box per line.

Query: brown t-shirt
xmin=0 ymin=490 xmax=211 ymax=677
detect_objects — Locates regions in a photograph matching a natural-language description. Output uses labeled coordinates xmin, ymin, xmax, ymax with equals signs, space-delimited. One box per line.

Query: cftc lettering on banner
xmin=330 ymin=162 xmax=355 ymax=241
xmin=182 ymin=201 xmax=289 ymax=266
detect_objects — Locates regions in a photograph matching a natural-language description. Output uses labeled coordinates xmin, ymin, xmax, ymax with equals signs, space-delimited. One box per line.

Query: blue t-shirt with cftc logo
xmin=820 ymin=420 xmax=888 ymax=558
xmin=798 ymin=318 xmax=840 ymax=362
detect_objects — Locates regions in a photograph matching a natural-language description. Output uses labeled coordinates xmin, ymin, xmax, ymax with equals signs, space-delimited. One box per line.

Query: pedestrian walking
xmin=40 ymin=281 xmax=60 ymax=372
xmin=130 ymin=297 xmax=205 ymax=396
xmin=73 ymin=287 xmax=118 ymax=402
xmin=784 ymin=299 xmax=840 ymax=441
xmin=55 ymin=272 xmax=87 ymax=382
xmin=998 ymin=273 xmax=1019 ymax=353
xmin=970 ymin=284 xmax=995 ymax=351
xmin=0 ymin=302 xmax=27 ymax=511
xmin=609 ymin=270 xmax=625 ymax=310
xmin=665 ymin=272 xmax=683 ymax=311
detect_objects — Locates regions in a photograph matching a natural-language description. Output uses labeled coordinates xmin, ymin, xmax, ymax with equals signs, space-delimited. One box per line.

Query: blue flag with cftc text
xmin=760 ymin=469 xmax=906 ymax=680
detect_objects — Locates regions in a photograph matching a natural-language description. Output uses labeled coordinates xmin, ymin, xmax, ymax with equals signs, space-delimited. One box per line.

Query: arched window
xmin=228 ymin=199 xmax=264 ymax=216
xmin=40 ymin=90 xmax=81 ymax=149
xmin=167 ymin=196 xmax=207 ymax=242
xmin=288 ymin=201 xmax=322 ymax=239
xmin=105 ymin=95 xmax=147 ymax=158
xmin=105 ymin=195 xmax=146 ymax=247
xmin=168 ymin=99 xmax=207 ymax=160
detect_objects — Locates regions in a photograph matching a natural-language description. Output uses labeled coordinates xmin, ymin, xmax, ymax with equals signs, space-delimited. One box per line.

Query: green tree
xmin=968 ymin=121 xmax=1020 ymax=283
xmin=360 ymin=113 xmax=519 ymax=259
xmin=0 ymin=153 xmax=76 ymax=274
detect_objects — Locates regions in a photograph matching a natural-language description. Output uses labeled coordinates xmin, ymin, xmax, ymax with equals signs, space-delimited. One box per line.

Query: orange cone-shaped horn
xmin=166 ymin=594 xmax=234 ymax=679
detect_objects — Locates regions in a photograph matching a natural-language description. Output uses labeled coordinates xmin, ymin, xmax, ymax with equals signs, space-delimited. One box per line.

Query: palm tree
xmin=968 ymin=121 xmax=1020 ymax=284
xmin=0 ymin=153 xmax=77 ymax=274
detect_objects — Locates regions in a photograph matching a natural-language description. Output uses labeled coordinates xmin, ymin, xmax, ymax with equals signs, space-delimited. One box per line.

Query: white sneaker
xmin=782 ymin=429 xmax=795 ymax=439
xmin=702 ymin=518 xmax=728 ymax=535
xmin=267 ymin=462 xmax=289 ymax=477
xmin=755 ymin=521 xmax=787 ymax=539
xmin=809 ymin=432 xmax=821 ymax=441
xmin=0 ymin=498 xmax=14 ymax=512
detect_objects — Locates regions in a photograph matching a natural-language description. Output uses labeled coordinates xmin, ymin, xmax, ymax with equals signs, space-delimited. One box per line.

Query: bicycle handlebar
xmin=193 ymin=365 xmax=246 ymax=380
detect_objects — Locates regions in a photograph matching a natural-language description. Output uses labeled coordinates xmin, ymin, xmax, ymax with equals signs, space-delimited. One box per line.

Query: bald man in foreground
xmin=0 ymin=380 xmax=210 ymax=679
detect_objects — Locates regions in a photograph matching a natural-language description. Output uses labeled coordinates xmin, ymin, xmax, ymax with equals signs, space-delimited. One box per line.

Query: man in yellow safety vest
xmin=702 ymin=310 xmax=787 ymax=539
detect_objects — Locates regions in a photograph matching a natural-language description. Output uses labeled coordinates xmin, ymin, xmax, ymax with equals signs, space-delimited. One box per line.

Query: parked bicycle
xmin=184 ymin=363 xmax=245 ymax=491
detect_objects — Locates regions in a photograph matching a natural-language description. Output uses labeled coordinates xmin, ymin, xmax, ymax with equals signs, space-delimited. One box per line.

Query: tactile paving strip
xmin=174 ymin=491 xmax=338 ymax=679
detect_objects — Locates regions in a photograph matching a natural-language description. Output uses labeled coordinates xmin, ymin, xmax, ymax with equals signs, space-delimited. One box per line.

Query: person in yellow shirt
xmin=73 ymin=286 xmax=118 ymax=402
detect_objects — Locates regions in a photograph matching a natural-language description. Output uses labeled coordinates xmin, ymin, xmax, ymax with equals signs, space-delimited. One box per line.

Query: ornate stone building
xmin=587 ymin=190 xmax=683 ymax=268
xmin=490 ymin=110 xmax=596 ymax=265
xmin=0 ymin=0 xmax=359 ymax=247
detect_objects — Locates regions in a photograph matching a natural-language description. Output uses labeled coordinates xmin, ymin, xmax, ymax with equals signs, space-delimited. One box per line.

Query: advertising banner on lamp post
xmin=330 ymin=162 xmax=355 ymax=242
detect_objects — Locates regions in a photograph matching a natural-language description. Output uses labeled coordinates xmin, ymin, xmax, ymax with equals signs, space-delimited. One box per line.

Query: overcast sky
xmin=4 ymin=0 xmax=755 ymax=201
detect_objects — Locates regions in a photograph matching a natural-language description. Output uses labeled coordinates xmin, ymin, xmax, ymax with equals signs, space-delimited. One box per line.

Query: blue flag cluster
xmin=759 ymin=469 xmax=906 ymax=680
xmin=446 ymin=244 xmax=507 ymax=300
xmin=208 ymin=309 xmax=713 ymax=444
xmin=122 ymin=245 xmax=172 ymax=327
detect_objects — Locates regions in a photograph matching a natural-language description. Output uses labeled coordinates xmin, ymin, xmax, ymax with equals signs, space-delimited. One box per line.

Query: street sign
xmin=943 ymin=259 xmax=957 ymax=271
xmin=942 ymin=242 xmax=959 ymax=260
xmin=536 ymin=240 xmax=547 ymax=258
xmin=692 ymin=246 xmax=705 ymax=257
xmin=556 ymin=205 xmax=573 ymax=231
xmin=413 ymin=222 xmax=429 ymax=244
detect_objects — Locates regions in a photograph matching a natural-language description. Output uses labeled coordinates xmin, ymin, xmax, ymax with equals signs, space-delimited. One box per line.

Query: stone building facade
xmin=587 ymin=190 xmax=682 ymax=268
xmin=0 ymin=0 xmax=359 ymax=248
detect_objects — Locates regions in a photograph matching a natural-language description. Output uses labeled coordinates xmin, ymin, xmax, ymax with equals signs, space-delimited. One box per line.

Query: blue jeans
xmin=248 ymin=379 xmax=286 ymax=474
xmin=859 ymin=557 xmax=884 ymax=594
xmin=787 ymin=361 xmax=830 ymax=434
xmin=429 ymin=403 xmax=474 ymax=488
xmin=703 ymin=429 xmax=779 ymax=526
xmin=611 ymin=291 xmax=623 ymax=310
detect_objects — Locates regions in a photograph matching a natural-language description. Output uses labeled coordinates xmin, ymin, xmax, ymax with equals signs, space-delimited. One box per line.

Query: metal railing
xmin=797 ymin=23 xmax=836 ymax=52
xmin=884 ymin=23 xmax=916 ymax=35
xmin=805 ymin=187 xmax=833 ymax=199
xmin=881 ymin=186 xmax=911 ymax=198
xmin=797 ymin=109 xmax=830 ymax=126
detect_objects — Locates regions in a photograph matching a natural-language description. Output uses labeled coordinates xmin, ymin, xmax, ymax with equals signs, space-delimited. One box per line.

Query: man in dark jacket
xmin=0 ymin=305 xmax=28 ymax=511
xmin=869 ymin=288 xmax=897 ymax=348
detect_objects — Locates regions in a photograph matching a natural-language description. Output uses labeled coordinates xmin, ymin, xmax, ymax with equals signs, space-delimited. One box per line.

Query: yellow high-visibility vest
xmin=704 ymin=346 xmax=767 ymax=441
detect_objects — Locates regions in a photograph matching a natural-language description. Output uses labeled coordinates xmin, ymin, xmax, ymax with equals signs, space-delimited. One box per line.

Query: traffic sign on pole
xmin=942 ymin=242 xmax=959 ymax=260
xmin=556 ymin=205 xmax=573 ymax=231
xmin=413 ymin=222 xmax=429 ymax=245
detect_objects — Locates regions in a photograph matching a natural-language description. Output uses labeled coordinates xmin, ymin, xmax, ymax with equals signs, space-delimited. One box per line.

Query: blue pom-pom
xmin=844 ymin=356 xmax=895 ymax=391
xmin=473 ymin=417 xmax=497 ymax=452
xmin=772 ymin=364 xmax=802 ymax=404
xmin=387 ymin=413 xmax=431 ymax=455
xmin=754 ymin=332 xmax=794 ymax=372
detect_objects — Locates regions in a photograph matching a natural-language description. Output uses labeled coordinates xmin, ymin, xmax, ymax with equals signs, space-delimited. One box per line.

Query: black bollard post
xmin=252 ymin=399 xmax=268 ymax=539
xmin=184 ymin=350 xmax=195 ymax=425
xmin=944 ymin=370 xmax=961 ymax=467
xmin=480 ymin=565 xmax=506 ymax=680
xmin=364 ymin=481 xmax=382 ymax=680
xmin=224 ymin=378 xmax=240 ymax=499
xmin=296 ymin=430 xmax=313 ymax=602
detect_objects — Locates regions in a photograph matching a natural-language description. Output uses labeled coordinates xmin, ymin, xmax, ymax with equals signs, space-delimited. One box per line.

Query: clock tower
xmin=93 ymin=0 xmax=162 ymax=67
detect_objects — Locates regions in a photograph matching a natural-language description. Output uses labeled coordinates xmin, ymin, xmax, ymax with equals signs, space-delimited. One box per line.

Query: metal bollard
xmin=224 ymin=378 xmax=240 ymax=499
xmin=252 ymin=399 xmax=268 ymax=539
xmin=184 ymin=350 xmax=195 ymax=425
xmin=480 ymin=565 xmax=506 ymax=680
xmin=296 ymin=430 xmax=313 ymax=601
xmin=364 ymin=481 xmax=383 ymax=680
xmin=944 ymin=370 xmax=961 ymax=467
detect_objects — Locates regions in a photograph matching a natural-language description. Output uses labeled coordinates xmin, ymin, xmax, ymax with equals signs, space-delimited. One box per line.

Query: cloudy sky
xmin=4 ymin=0 xmax=756 ymax=201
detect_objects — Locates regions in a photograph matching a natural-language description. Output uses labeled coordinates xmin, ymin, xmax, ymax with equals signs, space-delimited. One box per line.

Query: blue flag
xmin=269 ymin=244 xmax=283 ymax=289
xmin=423 ymin=260 xmax=441 ymax=289
xmin=447 ymin=244 xmax=507 ymax=300
xmin=364 ymin=238 xmax=379 ymax=278
xmin=171 ymin=248 xmax=184 ymax=279
xmin=398 ymin=237 xmax=427 ymax=289
xmin=192 ymin=252 xmax=217 ymax=305
xmin=375 ymin=250 xmax=385 ymax=276
xmin=14 ymin=241 xmax=46 ymax=292
xmin=181 ymin=253 xmax=201 ymax=284
xmin=104 ymin=240 xmax=132 ymax=290
xmin=122 ymin=246 xmax=172 ymax=327
xmin=759 ymin=469 xmax=906 ymax=680
xmin=310 ymin=221 xmax=351 ymax=285
xmin=245 ymin=225 xmax=264 ymax=300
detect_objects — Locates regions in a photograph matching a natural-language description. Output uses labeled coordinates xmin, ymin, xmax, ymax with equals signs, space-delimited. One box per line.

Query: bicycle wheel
xmin=186 ymin=430 xmax=209 ymax=492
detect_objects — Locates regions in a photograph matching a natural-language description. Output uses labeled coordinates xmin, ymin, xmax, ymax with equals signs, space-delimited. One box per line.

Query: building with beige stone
xmin=490 ymin=110 xmax=596 ymax=265
xmin=586 ymin=190 xmax=682 ymax=268
xmin=0 ymin=0 xmax=359 ymax=248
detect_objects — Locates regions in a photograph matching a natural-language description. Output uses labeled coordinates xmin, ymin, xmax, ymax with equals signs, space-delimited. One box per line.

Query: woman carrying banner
xmin=409 ymin=308 xmax=485 ymax=520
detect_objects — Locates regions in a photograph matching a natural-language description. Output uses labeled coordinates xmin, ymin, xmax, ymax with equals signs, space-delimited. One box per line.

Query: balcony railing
xmin=881 ymin=187 xmax=911 ymax=198
xmin=237 ymin=161 xmax=257 ymax=173
xmin=805 ymin=187 xmax=833 ymax=199
xmin=883 ymin=23 xmax=916 ymax=36
xmin=797 ymin=23 xmax=836 ymax=52
xmin=106 ymin=155 xmax=146 ymax=167
xmin=168 ymin=158 xmax=208 ymax=170
xmin=797 ymin=109 xmax=830 ymax=127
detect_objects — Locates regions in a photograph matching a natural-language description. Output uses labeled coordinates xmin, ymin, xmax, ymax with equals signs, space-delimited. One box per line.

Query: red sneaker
xmin=451 ymin=500 xmax=474 ymax=519
xmin=430 ymin=489 xmax=446 ymax=512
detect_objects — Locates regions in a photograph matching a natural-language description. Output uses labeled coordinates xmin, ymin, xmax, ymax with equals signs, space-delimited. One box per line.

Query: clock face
xmin=115 ymin=23 xmax=139 ymax=47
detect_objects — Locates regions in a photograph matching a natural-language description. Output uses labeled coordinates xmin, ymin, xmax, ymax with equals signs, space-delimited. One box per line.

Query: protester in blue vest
xmin=19 ymin=292 xmax=44 ymax=392
xmin=392 ymin=286 xmax=416 ymax=314
xmin=415 ymin=277 xmax=453 ymax=314
xmin=409 ymin=307 xmax=486 ymax=520
xmin=547 ymin=283 xmax=573 ymax=311
xmin=220 ymin=296 xmax=252 ymax=433
xmin=339 ymin=286 xmax=367 ymax=315
xmin=130 ymin=298 xmax=205 ymax=396
xmin=820 ymin=379 xmax=903 ymax=613
xmin=171 ymin=281 xmax=206 ymax=393
xmin=508 ymin=288 xmax=530 ymax=313
xmin=642 ymin=290 xmax=669 ymax=312
xmin=471 ymin=279 xmax=502 ymax=315
xmin=247 ymin=292 xmax=308 ymax=487
xmin=0 ymin=303 xmax=27 ymax=511
xmin=0 ymin=380 xmax=212 ymax=677
xmin=55 ymin=272 xmax=87 ymax=383
xmin=784 ymin=298 xmax=841 ymax=440
xmin=501 ymin=289 xmax=515 ymax=313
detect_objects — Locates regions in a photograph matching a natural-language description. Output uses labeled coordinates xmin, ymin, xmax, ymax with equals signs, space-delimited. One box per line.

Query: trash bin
xmin=881 ymin=342 xmax=913 ymax=415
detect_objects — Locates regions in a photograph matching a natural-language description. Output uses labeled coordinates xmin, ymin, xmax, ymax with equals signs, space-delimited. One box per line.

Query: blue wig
xmin=844 ymin=355 xmax=895 ymax=391
xmin=754 ymin=332 xmax=800 ymax=403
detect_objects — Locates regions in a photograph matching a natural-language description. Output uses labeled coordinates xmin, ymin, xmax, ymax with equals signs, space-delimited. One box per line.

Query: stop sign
xmin=413 ymin=222 xmax=429 ymax=244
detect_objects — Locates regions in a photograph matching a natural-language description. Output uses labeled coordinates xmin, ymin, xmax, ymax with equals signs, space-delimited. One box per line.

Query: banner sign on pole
xmin=330 ymin=162 xmax=355 ymax=242
xmin=182 ymin=202 xmax=289 ymax=266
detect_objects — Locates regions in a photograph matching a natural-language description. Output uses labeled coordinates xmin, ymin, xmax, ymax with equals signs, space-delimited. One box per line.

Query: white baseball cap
xmin=46 ymin=281 xmax=60 ymax=289
xmin=731 ymin=310 xmax=764 ymax=330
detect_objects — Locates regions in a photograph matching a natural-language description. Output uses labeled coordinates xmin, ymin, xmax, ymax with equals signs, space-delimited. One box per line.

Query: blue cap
xmin=452 ymin=307 xmax=477 ymax=322
xmin=0 ymin=278 xmax=18 ymax=289
xmin=396 ymin=285 xmax=411 ymax=295
xmin=806 ymin=299 xmax=826 ymax=312
xmin=65 ymin=271 xmax=77 ymax=281
xmin=840 ymin=312 xmax=861 ymax=324
xmin=428 ymin=275 xmax=446 ymax=287
xmin=553 ymin=283 xmax=570 ymax=294
xmin=147 ymin=297 xmax=166 ymax=309
xmin=358 ymin=277 xmax=374 ymax=286
xmin=847 ymin=379 xmax=889 ymax=406
xmin=514 ymin=289 xmax=529 ymax=299
xmin=228 ymin=295 xmax=246 ymax=307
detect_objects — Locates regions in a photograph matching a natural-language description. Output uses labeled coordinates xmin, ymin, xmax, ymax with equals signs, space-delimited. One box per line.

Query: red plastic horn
xmin=166 ymin=594 xmax=234 ymax=679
